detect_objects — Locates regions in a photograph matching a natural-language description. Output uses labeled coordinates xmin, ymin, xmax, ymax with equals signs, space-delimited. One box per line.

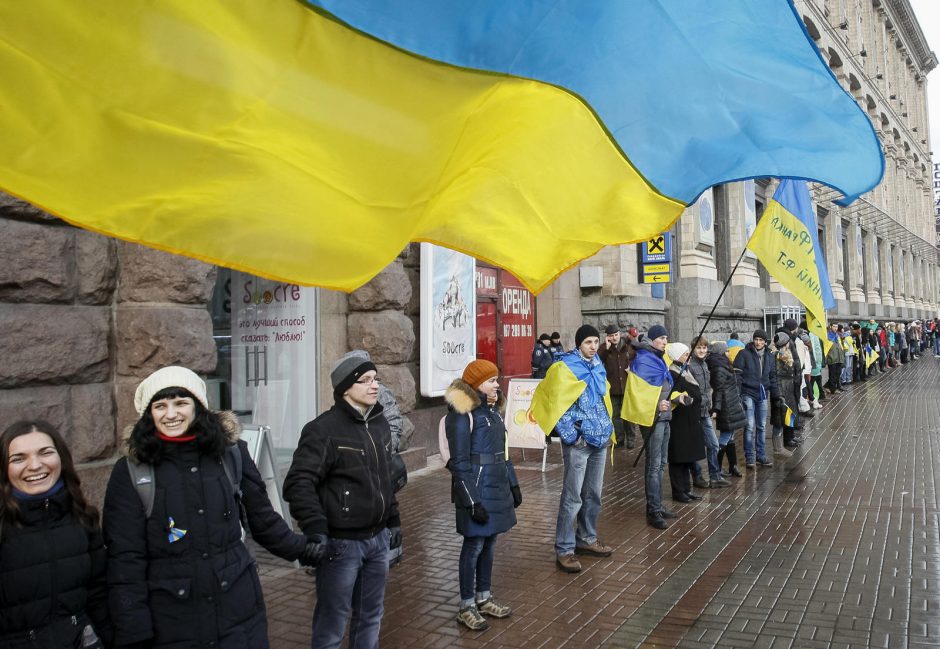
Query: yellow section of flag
xmin=0 ymin=0 xmax=683 ymax=293
xmin=747 ymin=181 xmax=831 ymax=353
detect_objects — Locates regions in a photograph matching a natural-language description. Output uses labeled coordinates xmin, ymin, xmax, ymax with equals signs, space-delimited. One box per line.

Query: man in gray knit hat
xmin=284 ymin=351 xmax=400 ymax=648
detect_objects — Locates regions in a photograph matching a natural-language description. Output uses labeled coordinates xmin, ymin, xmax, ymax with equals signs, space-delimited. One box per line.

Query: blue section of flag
xmin=307 ymin=0 xmax=883 ymax=204
xmin=771 ymin=179 xmax=836 ymax=310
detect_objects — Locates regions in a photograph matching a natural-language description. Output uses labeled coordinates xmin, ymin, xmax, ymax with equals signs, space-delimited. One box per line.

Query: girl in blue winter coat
xmin=444 ymin=359 xmax=521 ymax=632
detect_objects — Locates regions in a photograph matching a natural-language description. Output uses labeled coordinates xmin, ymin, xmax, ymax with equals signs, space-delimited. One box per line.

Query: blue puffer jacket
xmin=444 ymin=379 xmax=519 ymax=538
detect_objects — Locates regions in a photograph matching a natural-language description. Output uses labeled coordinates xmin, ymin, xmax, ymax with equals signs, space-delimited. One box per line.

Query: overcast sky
xmin=908 ymin=0 xmax=939 ymax=161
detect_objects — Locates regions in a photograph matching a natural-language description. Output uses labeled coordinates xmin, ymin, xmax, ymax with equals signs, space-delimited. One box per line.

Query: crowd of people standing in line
xmin=1 ymin=315 xmax=935 ymax=647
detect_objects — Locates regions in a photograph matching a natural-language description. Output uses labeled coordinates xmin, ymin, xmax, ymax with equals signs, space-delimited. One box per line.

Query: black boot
xmin=717 ymin=445 xmax=726 ymax=474
xmin=783 ymin=427 xmax=800 ymax=448
xmin=726 ymin=441 xmax=742 ymax=477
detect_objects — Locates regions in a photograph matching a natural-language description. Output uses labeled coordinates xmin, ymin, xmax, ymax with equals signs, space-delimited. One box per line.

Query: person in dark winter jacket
xmin=687 ymin=337 xmax=728 ymax=488
xmin=732 ymin=330 xmax=780 ymax=468
xmin=599 ymin=325 xmax=635 ymax=449
xmin=284 ymin=355 xmax=400 ymax=649
xmin=707 ymin=341 xmax=747 ymax=478
xmin=0 ymin=421 xmax=111 ymax=649
xmin=444 ymin=359 xmax=520 ymax=631
xmin=531 ymin=333 xmax=555 ymax=379
xmin=104 ymin=366 xmax=312 ymax=649
xmin=770 ymin=333 xmax=799 ymax=456
xmin=664 ymin=344 xmax=707 ymax=503
xmin=549 ymin=332 xmax=566 ymax=358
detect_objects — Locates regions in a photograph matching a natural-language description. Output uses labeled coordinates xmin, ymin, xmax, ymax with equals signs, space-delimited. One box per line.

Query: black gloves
xmin=299 ymin=533 xmax=328 ymax=567
xmin=388 ymin=526 xmax=402 ymax=549
xmin=511 ymin=485 xmax=522 ymax=509
xmin=470 ymin=503 xmax=489 ymax=524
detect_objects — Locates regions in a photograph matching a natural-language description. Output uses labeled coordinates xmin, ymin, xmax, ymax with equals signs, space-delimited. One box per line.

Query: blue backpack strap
xmin=127 ymin=458 xmax=156 ymax=518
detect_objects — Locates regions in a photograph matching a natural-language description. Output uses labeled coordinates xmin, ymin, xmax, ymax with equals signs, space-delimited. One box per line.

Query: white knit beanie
xmin=134 ymin=366 xmax=209 ymax=416
xmin=665 ymin=342 xmax=690 ymax=362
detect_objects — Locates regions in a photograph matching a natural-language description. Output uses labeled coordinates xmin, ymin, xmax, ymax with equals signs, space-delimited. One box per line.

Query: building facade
xmin=578 ymin=0 xmax=939 ymax=344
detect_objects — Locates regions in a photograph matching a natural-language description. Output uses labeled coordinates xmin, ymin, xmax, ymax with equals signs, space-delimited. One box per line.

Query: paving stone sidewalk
xmin=257 ymin=353 xmax=940 ymax=648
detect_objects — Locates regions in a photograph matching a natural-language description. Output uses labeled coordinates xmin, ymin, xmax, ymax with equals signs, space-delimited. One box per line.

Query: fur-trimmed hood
xmin=122 ymin=409 xmax=242 ymax=458
xmin=444 ymin=379 xmax=506 ymax=415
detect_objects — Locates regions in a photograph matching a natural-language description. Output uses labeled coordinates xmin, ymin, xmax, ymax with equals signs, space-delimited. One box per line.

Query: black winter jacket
xmin=706 ymin=352 xmax=747 ymax=434
xmin=444 ymin=379 xmax=519 ymax=537
xmin=0 ymin=488 xmax=110 ymax=649
xmin=284 ymin=399 xmax=400 ymax=540
xmin=732 ymin=343 xmax=780 ymax=402
xmin=666 ymin=365 xmax=706 ymax=464
xmin=104 ymin=413 xmax=306 ymax=649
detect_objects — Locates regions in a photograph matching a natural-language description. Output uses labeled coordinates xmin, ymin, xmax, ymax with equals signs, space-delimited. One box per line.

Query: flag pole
xmin=691 ymin=245 xmax=750 ymax=347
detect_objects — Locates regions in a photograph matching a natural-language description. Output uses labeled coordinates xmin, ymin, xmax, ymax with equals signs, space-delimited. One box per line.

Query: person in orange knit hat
xmin=443 ymin=359 xmax=520 ymax=632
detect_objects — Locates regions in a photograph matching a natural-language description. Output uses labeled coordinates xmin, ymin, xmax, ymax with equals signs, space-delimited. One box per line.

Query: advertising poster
xmin=504 ymin=379 xmax=547 ymax=450
xmin=420 ymin=243 xmax=476 ymax=397
xmin=497 ymin=270 xmax=535 ymax=380
xmin=231 ymin=273 xmax=319 ymax=454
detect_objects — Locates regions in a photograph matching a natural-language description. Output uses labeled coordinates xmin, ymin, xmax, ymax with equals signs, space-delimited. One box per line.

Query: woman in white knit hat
xmin=102 ymin=366 xmax=319 ymax=649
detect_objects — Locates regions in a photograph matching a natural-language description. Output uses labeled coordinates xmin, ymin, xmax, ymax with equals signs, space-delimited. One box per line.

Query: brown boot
xmin=575 ymin=540 xmax=613 ymax=557
xmin=556 ymin=553 xmax=582 ymax=573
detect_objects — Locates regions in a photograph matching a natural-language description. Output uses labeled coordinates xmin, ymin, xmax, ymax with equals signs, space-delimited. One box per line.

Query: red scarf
xmin=157 ymin=432 xmax=196 ymax=443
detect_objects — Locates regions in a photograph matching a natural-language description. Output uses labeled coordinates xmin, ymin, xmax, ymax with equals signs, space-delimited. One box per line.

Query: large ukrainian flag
xmin=621 ymin=350 xmax=673 ymax=428
xmin=747 ymin=180 xmax=837 ymax=352
xmin=0 ymin=1 xmax=883 ymax=291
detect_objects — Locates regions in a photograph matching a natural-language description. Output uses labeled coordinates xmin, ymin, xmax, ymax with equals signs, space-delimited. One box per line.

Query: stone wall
xmin=345 ymin=246 xmax=419 ymax=450
xmin=0 ymin=193 xmax=217 ymax=504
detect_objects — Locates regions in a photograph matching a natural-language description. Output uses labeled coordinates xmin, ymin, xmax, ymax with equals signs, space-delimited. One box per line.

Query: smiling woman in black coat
xmin=0 ymin=420 xmax=111 ymax=648
xmin=103 ymin=366 xmax=316 ymax=649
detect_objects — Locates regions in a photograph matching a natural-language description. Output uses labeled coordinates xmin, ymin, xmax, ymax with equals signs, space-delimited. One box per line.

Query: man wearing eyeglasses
xmin=284 ymin=352 xmax=401 ymax=649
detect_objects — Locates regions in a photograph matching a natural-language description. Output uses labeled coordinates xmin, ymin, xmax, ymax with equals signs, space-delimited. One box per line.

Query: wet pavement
xmin=258 ymin=353 xmax=940 ymax=648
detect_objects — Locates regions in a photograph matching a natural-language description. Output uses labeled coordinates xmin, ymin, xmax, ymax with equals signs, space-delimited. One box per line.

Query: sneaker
xmin=457 ymin=606 xmax=489 ymax=631
xmin=575 ymin=540 xmax=613 ymax=557
xmin=476 ymin=598 xmax=512 ymax=618
xmin=745 ymin=461 xmax=756 ymax=469
xmin=710 ymin=477 xmax=731 ymax=488
xmin=556 ymin=553 xmax=582 ymax=573
xmin=692 ymin=476 xmax=710 ymax=489
xmin=756 ymin=457 xmax=774 ymax=467
xmin=813 ymin=401 xmax=823 ymax=410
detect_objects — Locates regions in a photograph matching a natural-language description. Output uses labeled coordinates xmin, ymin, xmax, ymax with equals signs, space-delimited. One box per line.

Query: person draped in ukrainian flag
xmin=530 ymin=325 xmax=614 ymax=575
xmin=620 ymin=324 xmax=678 ymax=530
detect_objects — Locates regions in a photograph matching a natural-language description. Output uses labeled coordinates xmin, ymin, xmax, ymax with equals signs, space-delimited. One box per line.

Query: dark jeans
xmin=810 ymin=374 xmax=824 ymax=399
xmin=312 ymin=529 xmax=390 ymax=649
xmin=458 ymin=534 xmax=498 ymax=603
xmin=826 ymin=363 xmax=842 ymax=392
xmin=641 ymin=421 xmax=670 ymax=517
xmin=609 ymin=394 xmax=629 ymax=445
xmin=669 ymin=462 xmax=694 ymax=498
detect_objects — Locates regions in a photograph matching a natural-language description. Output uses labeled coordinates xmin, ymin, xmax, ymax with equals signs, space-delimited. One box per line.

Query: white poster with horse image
xmin=419 ymin=243 xmax=476 ymax=397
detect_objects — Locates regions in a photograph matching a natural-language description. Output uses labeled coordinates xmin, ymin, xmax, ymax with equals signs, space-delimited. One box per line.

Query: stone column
xmin=879 ymin=237 xmax=894 ymax=307
xmin=678 ymin=201 xmax=718 ymax=281
xmin=347 ymin=253 xmax=417 ymax=450
xmin=114 ymin=243 xmax=218 ymax=435
xmin=727 ymin=182 xmax=761 ymax=289
xmin=864 ymin=230 xmax=881 ymax=305
xmin=846 ymin=221 xmax=867 ymax=303
xmin=0 ymin=200 xmax=116 ymax=491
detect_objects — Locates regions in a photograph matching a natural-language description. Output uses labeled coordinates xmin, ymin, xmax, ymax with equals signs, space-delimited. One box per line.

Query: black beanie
xmin=575 ymin=324 xmax=600 ymax=347
xmin=753 ymin=329 xmax=769 ymax=342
